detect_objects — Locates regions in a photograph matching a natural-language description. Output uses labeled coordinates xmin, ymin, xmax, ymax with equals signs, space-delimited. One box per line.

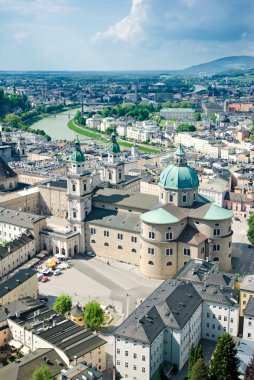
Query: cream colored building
xmin=240 ymin=275 xmax=254 ymax=316
xmin=0 ymin=269 xmax=38 ymax=306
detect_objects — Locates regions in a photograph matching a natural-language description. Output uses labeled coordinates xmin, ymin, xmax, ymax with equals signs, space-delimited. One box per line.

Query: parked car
xmin=53 ymin=269 xmax=61 ymax=276
xmin=86 ymin=251 xmax=95 ymax=257
xmin=41 ymin=276 xmax=49 ymax=283
xmin=38 ymin=296 xmax=48 ymax=303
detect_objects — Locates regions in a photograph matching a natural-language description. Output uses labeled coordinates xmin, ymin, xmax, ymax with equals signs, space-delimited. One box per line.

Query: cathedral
xmin=0 ymin=134 xmax=234 ymax=280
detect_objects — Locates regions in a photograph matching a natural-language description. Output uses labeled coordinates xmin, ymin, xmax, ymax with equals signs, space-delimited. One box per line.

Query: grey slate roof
xmin=0 ymin=207 xmax=45 ymax=228
xmin=0 ymin=157 xmax=17 ymax=179
xmin=93 ymin=188 xmax=159 ymax=212
xmin=178 ymin=225 xmax=207 ymax=245
xmin=114 ymin=279 xmax=202 ymax=343
xmin=244 ymin=297 xmax=254 ymax=317
xmin=0 ymin=348 xmax=66 ymax=380
xmin=86 ymin=208 xmax=140 ymax=233
xmin=115 ymin=279 xmax=238 ymax=344
xmin=0 ymin=234 xmax=34 ymax=261
xmin=0 ymin=269 xmax=37 ymax=298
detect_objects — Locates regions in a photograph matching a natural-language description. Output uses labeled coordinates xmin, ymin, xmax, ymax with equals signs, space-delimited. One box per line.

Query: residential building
xmin=243 ymin=297 xmax=254 ymax=340
xmin=240 ymin=275 xmax=254 ymax=316
xmin=0 ymin=269 xmax=38 ymax=305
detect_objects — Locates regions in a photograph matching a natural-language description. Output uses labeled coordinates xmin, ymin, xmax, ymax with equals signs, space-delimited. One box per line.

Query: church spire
xmin=174 ymin=144 xmax=187 ymax=166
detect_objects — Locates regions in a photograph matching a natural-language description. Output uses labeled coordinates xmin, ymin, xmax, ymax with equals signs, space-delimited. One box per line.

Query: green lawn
xmin=68 ymin=119 xmax=161 ymax=154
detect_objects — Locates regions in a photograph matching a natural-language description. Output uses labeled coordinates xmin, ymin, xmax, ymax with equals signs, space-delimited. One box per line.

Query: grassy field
xmin=68 ymin=119 xmax=161 ymax=154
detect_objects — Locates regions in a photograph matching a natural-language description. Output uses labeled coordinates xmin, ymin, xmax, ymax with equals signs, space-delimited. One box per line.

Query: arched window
xmin=104 ymin=242 xmax=109 ymax=247
xmin=148 ymin=261 xmax=154 ymax=265
xmin=213 ymin=257 xmax=219 ymax=262
xmin=119 ymin=171 xmax=122 ymax=180
xmin=72 ymin=184 xmax=76 ymax=192
xmin=109 ymin=172 xmax=112 ymax=180
xmin=118 ymin=245 xmax=122 ymax=250
xmin=91 ymin=239 xmax=96 ymax=244
xmin=84 ymin=183 xmax=87 ymax=191
xmin=131 ymin=249 xmax=136 ymax=253
xmin=9 ymin=182 xmax=13 ymax=189
xmin=56 ymin=247 xmax=59 ymax=254
xmin=166 ymin=261 xmax=172 ymax=266
xmin=61 ymin=248 xmax=66 ymax=255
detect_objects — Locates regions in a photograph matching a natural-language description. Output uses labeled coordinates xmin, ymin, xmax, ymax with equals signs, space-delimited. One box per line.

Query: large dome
xmin=158 ymin=144 xmax=199 ymax=190
xmin=158 ymin=165 xmax=199 ymax=190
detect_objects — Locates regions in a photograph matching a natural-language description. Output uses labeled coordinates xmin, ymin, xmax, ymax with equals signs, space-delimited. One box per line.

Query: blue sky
xmin=0 ymin=0 xmax=253 ymax=70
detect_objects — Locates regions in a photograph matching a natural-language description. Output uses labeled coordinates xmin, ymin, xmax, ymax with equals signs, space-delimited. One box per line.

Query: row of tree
xmin=53 ymin=295 xmax=105 ymax=330
xmin=156 ymin=333 xmax=242 ymax=380
xmin=0 ymin=89 xmax=31 ymax=116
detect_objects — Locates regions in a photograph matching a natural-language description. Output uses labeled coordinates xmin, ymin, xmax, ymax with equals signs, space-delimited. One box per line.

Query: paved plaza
xmin=39 ymin=255 xmax=162 ymax=321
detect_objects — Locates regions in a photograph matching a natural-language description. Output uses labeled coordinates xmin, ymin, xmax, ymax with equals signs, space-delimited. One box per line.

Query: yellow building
xmin=70 ymin=304 xmax=84 ymax=327
xmin=240 ymin=275 xmax=254 ymax=316
xmin=0 ymin=268 xmax=38 ymax=306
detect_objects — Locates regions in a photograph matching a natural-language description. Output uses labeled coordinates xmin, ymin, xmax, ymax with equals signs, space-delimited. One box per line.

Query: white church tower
xmin=103 ymin=133 xmax=125 ymax=186
xmin=67 ymin=137 xmax=92 ymax=254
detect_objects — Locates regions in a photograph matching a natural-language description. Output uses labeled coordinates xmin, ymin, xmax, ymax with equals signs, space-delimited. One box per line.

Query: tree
xmin=84 ymin=301 xmax=104 ymax=330
xmin=53 ymin=295 xmax=72 ymax=315
xmin=176 ymin=124 xmax=196 ymax=133
xmin=209 ymin=333 xmax=239 ymax=380
xmin=31 ymin=364 xmax=53 ymax=380
xmin=247 ymin=213 xmax=254 ymax=245
xmin=245 ymin=356 xmax=254 ymax=380
xmin=188 ymin=344 xmax=203 ymax=379
xmin=190 ymin=358 xmax=208 ymax=380
xmin=156 ymin=364 xmax=168 ymax=380
xmin=194 ymin=112 xmax=201 ymax=121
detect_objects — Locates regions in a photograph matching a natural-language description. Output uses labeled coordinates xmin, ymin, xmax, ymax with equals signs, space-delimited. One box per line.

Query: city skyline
xmin=0 ymin=0 xmax=253 ymax=71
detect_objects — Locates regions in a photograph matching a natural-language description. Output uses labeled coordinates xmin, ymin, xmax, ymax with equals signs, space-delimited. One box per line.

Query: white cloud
xmin=92 ymin=0 xmax=148 ymax=44
xmin=0 ymin=0 xmax=78 ymax=14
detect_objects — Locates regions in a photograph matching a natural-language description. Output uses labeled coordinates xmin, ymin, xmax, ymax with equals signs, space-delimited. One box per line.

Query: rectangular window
xmin=133 ymin=365 xmax=137 ymax=370
xmin=184 ymin=248 xmax=191 ymax=256
xmin=214 ymin=228 xmax=221 ymax=236
xmin=90 ymin=228 xmax=96 ymax=235
xmin=142 ymin=368 xmax=146 ymax=373
xmin=117 ymin=349 xmax=120 ymax=354
xmin=117 ymin=360 xmax=120 ymax=365
xmin=182 ymin=194 xmax=187 ymax=203
xmin=118 ymin=233 xmax=123 ymax=240
xmin=207 ymin=312 xmax=210 ymax=318
xmin=104 ymin=230 xmax=109 ymax=237
xmin=125 ymin=351 xmax=128 ymax=356
xmin=148 ymin=248 xmax=155 ymax=255
xmin=131 ymin=236 xmax=137 ymax=243
xmin=166 ymin=232 xmax=173 ymax=240
xmin=224 ymin=316 xmax=227 ymax=322
xmin=133 ymin=353 xmax=137 ymax=359
xmin=169 ymin=194 xmax=173 ymax=202
xmin=166 ymin=248 xmax=173 ymax=256
xmin=73 ymin=211 xmax=77 ymax=218
xmin=213 ymin=244 xmax=220 ymax=252
xmin=149 ymin=232 xmax=155 ymax=239
xmin=125 ymin=362 xmax=128 ymax=368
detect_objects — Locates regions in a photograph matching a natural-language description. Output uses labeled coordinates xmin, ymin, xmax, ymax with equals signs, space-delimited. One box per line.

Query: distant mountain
xmin=178 ymin=56 xmax=254 ymax=76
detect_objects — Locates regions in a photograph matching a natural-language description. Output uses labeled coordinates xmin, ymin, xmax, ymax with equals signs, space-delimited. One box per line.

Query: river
xmin=32 ymin=107 xmax=84 ymax=141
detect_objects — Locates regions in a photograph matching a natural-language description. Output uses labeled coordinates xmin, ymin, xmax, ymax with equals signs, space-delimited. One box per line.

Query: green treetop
xmin=209 ymin=333 xmax=239 ymax=380
xmin=53 ymin=295 xmax=72 ymax=315
xmin=190 ymin=358 xmax=208 ymax=380
xmin=31 ymin=364 xmax=54 ymax=380
xmin=84 ymin=301 xmax=104 ymax=330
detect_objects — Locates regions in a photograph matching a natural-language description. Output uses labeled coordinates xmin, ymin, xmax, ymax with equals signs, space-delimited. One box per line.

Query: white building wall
xmin=201 ymin=301 xmax=239 ymax=341
xmin=243 ymin=316 xmax=254 ymax=340
xmin=115 ymin=337 xmax=150 ymax=380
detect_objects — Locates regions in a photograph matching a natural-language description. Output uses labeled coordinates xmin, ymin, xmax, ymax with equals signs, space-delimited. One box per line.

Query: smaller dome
xmin=108 ymin=133 xmax=120 ymax=154
xmin=71 ymin=136 xmax=85 ymax=162
xmin=71 ymin=304 xmax=83 ymax=317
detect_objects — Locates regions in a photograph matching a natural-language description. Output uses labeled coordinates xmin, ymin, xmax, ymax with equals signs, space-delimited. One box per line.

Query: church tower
xmin=103 ymin=133 xmax=125 ymax=185
xmin=67 ymin=137 xmax=92 ymax=254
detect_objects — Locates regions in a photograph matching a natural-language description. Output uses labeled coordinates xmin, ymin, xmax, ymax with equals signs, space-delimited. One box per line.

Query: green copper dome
xmin=71 ymin=136 xmax=85 ymax=162
xmin=158 ymin=145 xmax=199 ymax=190
xmin=108 ymin=133 xmax=121 ymax=154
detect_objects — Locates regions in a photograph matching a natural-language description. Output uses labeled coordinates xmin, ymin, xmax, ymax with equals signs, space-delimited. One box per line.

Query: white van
xmin=53 ymin=269 xmax=61 ymax=276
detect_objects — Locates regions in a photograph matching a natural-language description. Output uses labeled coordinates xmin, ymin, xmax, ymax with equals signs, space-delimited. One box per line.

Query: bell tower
xmin=67 ymin=137 xmax=92 ymax=254
xmin=103 ymin=133 xmax=125 ymax=185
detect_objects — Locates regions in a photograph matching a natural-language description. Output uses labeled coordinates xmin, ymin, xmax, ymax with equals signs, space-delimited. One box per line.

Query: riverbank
xmin=67 ymin=118 xmax=161 ymax=154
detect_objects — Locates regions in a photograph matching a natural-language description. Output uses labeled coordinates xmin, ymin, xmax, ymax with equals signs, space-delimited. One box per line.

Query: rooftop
xmin=0 ymin=207 xmax=45 ymax=228
xmin=0 ymin=268 xmax=36 ymax=298
xmin=244 ymin=297 xmax=254 ymax=317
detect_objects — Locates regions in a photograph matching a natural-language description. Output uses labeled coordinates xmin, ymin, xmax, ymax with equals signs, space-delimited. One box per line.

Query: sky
xmin=0 ymin=0 xmax=253 ymax=71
